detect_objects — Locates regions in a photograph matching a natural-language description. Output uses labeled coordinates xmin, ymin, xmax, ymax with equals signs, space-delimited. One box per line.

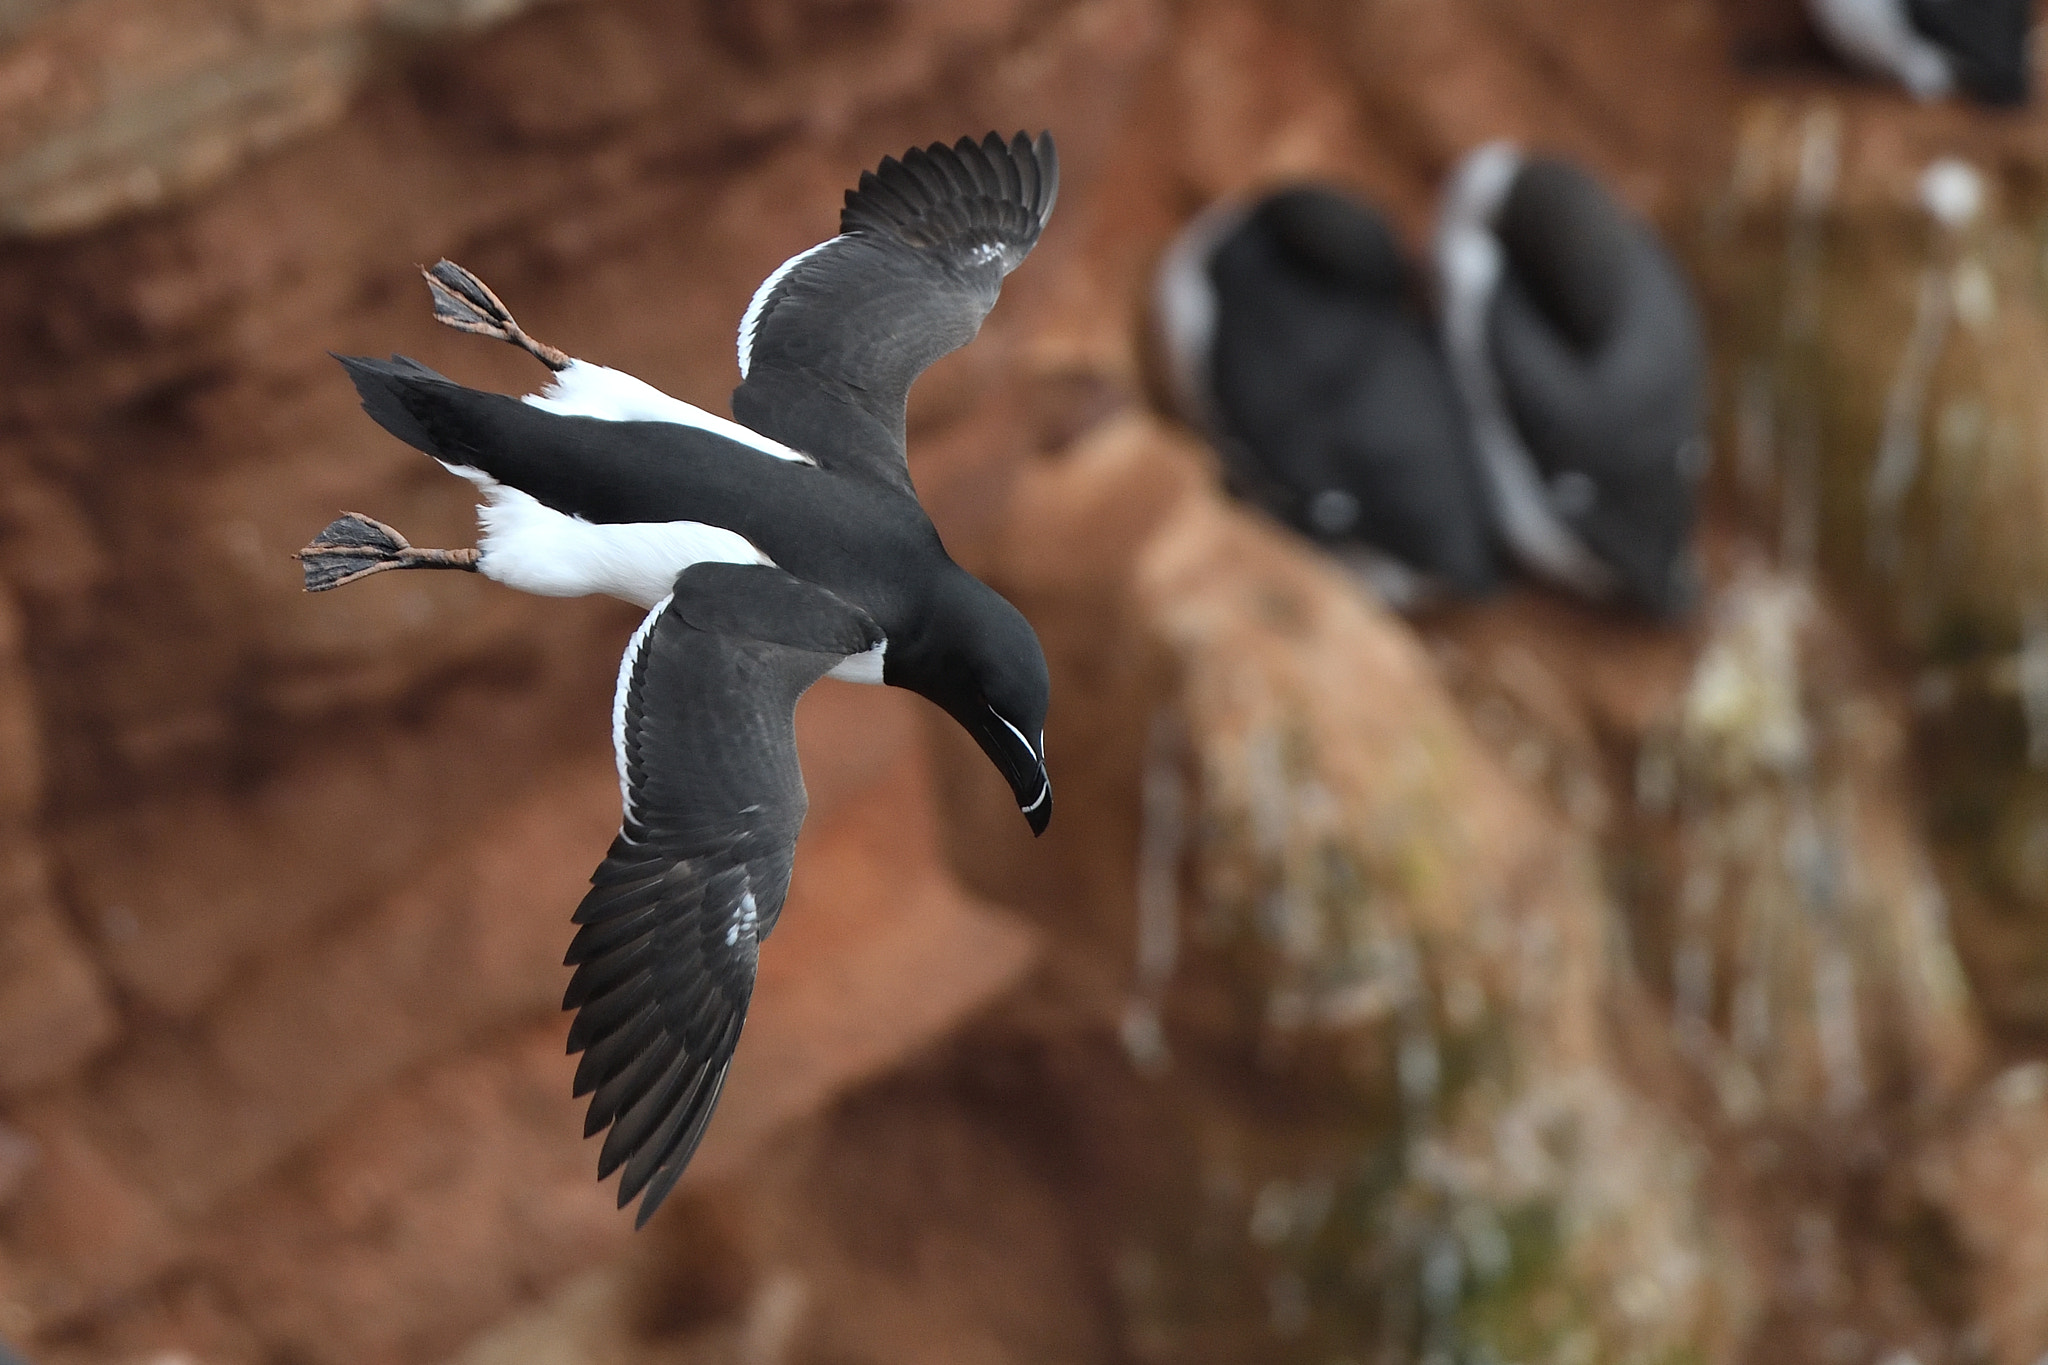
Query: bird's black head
xmin=919 ymin=574 xmax=1052 ymax=836
xmin=1253 ymin=185 xmax=1409 ymax=299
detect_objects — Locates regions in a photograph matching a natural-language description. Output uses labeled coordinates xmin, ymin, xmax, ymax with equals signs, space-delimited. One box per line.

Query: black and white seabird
xmin=1436 ymin=143 xmax=1706 ymax=618
xmin=1154 ymin=187 xmax=1496 ymax=606
xmin=297 ymin=131 xmax=1058 ymax=1222
xmin=1806 ymin=0 xmax=2031 ymax=105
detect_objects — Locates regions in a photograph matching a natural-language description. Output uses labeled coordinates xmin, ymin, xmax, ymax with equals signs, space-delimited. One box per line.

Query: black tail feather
xmin=336 ymin=353 xmax=453 ymax=459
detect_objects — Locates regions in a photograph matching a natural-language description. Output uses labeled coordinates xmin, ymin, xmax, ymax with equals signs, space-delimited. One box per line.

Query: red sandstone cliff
xmin=1 ymin=2 xmax=2046 ymax=1363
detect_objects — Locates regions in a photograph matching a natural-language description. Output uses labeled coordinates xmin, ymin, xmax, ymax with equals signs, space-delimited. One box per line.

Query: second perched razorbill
xmin=1436 ymin=143 xmax=1706 ymax=617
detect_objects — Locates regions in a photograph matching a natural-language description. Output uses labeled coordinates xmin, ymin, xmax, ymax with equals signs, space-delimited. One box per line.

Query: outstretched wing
xmin=731 ymin=131 xmax=1059 ymax=496
xmin=567 ymin=561 xmax=883 ymax=1226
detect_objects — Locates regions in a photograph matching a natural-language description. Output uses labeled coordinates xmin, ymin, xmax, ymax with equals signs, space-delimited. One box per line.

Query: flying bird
xmin=1806 ymin=0 xmax=2031 ymax=105
xmin=1154 ymin=185 xmax=1496 ymax=607
xmin=298 ymin=131 xmax=1058 ymax=1223
xmin=1436 ymin=143 xmax=1706 ymax=618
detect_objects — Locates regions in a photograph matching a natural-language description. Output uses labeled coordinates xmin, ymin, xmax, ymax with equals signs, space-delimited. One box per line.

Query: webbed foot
xmin=296 ymin=512 xmax=480 ymax=592
xmin=423 ymin=259 xmax=570 ymax=372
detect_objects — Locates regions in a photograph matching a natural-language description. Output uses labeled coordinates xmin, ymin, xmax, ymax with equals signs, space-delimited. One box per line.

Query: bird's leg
xmin=422 ymin=259 xmax=571 ymax=372
xmin=295 ymin=512 xmax=480 ymax=592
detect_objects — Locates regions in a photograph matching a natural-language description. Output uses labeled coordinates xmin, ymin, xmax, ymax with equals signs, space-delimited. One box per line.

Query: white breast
xmin=1436 ymin=142 xmax=1619 ymax=602
xmin=1152 ymin=201 xmax=1249 ymax=435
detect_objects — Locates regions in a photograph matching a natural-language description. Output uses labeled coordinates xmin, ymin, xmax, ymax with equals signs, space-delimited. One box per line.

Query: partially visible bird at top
xmin=1806 ymin=0 xmax=2032 ymax=105
xmin=1154 ymin=185 xmax=1497 ymax=609
xmin=1436 ymin=142 xmax=1707 ymax=619
xmin=296 ymin=131 xmax=1059 ymax=1224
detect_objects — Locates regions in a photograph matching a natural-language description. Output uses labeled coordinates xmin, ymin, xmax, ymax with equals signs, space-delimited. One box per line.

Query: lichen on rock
xmin=1001 ymin=416 xmax=1747 ymax=1365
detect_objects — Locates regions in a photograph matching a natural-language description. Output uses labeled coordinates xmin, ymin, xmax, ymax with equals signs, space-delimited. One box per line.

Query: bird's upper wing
xmin=730 ymin=131 xmax=1058 ymax=496
xmin=567 ymin=561 xmax=883 ymax=1226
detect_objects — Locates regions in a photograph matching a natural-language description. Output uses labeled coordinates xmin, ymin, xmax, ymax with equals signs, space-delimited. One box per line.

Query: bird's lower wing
xmin=569 ymin=562 xmax=883 ymax=1225
xmin=730 ymin=131 xmax=1058 ymax=496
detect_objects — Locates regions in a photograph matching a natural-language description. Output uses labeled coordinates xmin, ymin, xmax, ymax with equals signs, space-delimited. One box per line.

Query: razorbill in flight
xmin=1154 ymin=186 xmax=1496 ymax=606
xmin=1436 ymin=143 xmax=1706 ymax=617
xmin=297 ymin=131 xmax=1057 ymax=1222
xmin=1806 ymin=0 xmax=2031 ymax=105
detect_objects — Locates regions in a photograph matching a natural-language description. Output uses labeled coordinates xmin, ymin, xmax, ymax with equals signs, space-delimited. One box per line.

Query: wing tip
xmin=839 ymin=128 xmax=1058 ymax=261
xmin=564 ymin=834 xmax=760 ymax=1228
xmin=612 ymin=1053 xmax=734 ymax=1228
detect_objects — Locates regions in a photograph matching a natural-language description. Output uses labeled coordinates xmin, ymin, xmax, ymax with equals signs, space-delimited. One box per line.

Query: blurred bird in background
xmin=1155 ymin=186 xmax=1498 ymax=608
xmin=1436 ymin=142 xmax=1708 ymax=618
xmin=1157 ymin=146 xmax=1708 ymax=619
xmin=1806 ymin=0 xmax=2032 ymax=103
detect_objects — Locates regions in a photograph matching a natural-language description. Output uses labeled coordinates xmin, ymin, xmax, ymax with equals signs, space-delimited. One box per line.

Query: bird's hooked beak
xmin=981 ymin=706 xmax=1052 ymax=836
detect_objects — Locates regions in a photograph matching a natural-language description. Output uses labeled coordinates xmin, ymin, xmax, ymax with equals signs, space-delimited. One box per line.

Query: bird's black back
xmin=341 ymin=355 xmax=944 ymax=632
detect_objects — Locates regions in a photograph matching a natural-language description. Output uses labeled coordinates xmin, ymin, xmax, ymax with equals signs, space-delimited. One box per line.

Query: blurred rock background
xmin=0 ymin=0 xmax=2045 ymax=1362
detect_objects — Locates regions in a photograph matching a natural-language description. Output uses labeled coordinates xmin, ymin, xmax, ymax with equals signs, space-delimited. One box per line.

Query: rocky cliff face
xmin=0 ymin=1 xmax=2045 ymax=1363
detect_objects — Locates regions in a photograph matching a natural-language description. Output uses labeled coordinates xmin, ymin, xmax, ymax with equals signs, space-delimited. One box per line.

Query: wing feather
xmin=731 ymin=131 xmax=1058 ymax=493
xmin=567 ymin=561 xmax=882 ymax=1226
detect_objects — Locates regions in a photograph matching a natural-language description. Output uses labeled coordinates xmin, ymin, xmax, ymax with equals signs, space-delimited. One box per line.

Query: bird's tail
xmin=333 ymin=353 xmax=458 ymax=459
